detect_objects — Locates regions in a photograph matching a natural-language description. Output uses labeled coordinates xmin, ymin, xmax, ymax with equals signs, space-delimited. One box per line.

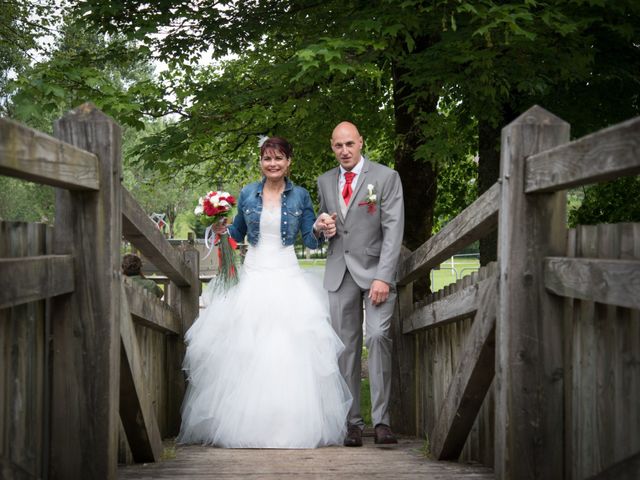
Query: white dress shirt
xmin=338 ymin=156 xmax=365 ymax=192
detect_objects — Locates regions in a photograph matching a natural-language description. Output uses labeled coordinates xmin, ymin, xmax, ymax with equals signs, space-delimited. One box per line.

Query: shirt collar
xmin=339 ymin=156 xmax=365 ymax=178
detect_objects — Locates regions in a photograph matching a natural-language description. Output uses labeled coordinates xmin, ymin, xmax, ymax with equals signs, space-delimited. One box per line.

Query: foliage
xmin=568 ymin=176 xmax=640 ymax=227
xmin=4 ymin=0 xmax=639 ymax=237
xmin=0 ymin=0 xmax=69 ymax=114
xmin=0 ymin=177 xmax=54 ymax=223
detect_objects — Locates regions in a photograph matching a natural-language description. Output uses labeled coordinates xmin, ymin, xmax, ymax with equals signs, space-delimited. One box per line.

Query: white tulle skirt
xmin=177 ymin=241 xmax=352 ymax=448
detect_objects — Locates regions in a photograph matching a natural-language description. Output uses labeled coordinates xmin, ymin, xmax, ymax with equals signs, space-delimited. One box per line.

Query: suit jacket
xmin=318 ymin=158 xmax=405 ymax=292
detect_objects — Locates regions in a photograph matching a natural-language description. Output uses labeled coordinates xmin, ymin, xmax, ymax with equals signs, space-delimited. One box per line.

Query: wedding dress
xmin=177 ymin=206 xmax=352 ymax=448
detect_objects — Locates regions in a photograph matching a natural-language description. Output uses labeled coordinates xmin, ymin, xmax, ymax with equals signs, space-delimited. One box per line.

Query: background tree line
xmin=1 ymin=1 xmax=639 ymax=261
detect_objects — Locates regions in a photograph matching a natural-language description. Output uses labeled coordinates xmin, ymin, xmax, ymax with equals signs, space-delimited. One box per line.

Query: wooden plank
xmin=545 ymin=257 xmax=640 ymax=309
xmin=390 ymin=254 xmax=417 ymax=435
xmin=0 ymin=117 xmax=99 ymax=190
xmin=0 ymin=255 xmax=74 ymax=309
xmin=0 ymin=222 xmax=50 ymax=480
xmin=49 ymin=103 xmax=122 ymax=480
xmin=430 ymin=275 xmax=497 ymax=460
xmin=166 ymin=247 xmax=200 ymax=437
xmin=403 ymin=275 xmax=496 ymax=334
xmin=123 ymin=278 xmax=180 ymax=335
xmin=119 ymin=282 xmax=164 ymax=463
xmin=397 ymin=182 xmax=499 ymax=286
xmin=563 ymin=228 xmax=577 ymax=480
xmin=495 ymin=105 xmax=569 ymax=480
xmin=586 ymin=451 xmax=640 ymax=480
xmin=525 ymin=115 xmax=640 ymax=193
xmin=118 ymin=439 xmax=496 ymax=479
xmin=122 ymin=188 xmax=194 ymax=287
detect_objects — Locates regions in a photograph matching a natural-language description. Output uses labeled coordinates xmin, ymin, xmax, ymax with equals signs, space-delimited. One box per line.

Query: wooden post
xmin=166 ymin=245 xmax=200 ymax=436
xmin=390 ymin=280 xmax=416 ymax=435
xmin=49 ymin=104 xmax=122 ymax=479
xmin=495 ymin=106 xmax=570 ymax=479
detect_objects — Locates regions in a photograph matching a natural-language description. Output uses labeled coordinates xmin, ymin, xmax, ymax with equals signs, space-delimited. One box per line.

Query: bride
xmin=177 ymin=136 xmax=351 ymax=448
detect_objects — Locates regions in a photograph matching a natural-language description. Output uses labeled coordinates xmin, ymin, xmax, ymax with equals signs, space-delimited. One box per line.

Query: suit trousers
xmin=328 ymin=270 xmax=396 ymax=429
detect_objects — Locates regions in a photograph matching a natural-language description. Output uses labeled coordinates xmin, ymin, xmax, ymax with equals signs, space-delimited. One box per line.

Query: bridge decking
xmin=118 ymin=437 xmax=494 ymax=479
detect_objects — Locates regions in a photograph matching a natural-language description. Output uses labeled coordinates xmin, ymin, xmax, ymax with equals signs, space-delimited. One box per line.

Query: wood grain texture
xmin=122 ymin=188 xmax=195 ymax=287
xmin=0 ymin=116 xmax=99 ymax=190
xmin=403 ymin=274 xmax=497 ymax=334
xmin=118 ymin=438 xmax=495 ymax=479
xmin=586 ymin=451 xmax=640 ymax=480
xmin=0 ymin=222 xmax=50 ymax=480
xmin=430 ymin=275 xmax=497 ymax=461
xmin=525 ymin=115 xmax=640 ymax=193
xmin=0 ymin=255 xmax=74 ymax=309
xmin=123 ymin=278 xmax=180 ymax=335
xmin=166 ymin=247 xmax=200 ymax=437
xmin=544 ymin=257 xmax=640 ymax=309
xmin=49 ymin=103 xmax=122 ymax=480
xmin=390 ymin=252 xmax=417 ymax=435
xmin=409 ymin=264 xmax=497 ymax=467
xmin=568 ymin=224 xmax=640 ymax=479
xmin=495 ymin=105 xmax=569 ymax=480
xmin=119 ymin=281 xmax=164 ymax=463
xmin=397 ymin=182 xmax=499 ymax=286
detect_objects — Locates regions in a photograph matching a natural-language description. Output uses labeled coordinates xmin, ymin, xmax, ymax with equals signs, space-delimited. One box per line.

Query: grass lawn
xmin=298 ymin=256 xmax=480 ymax=293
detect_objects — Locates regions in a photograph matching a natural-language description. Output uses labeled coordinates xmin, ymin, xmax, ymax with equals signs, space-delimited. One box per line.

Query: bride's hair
xmin=260 ymin=136 xmax=293 ymax=160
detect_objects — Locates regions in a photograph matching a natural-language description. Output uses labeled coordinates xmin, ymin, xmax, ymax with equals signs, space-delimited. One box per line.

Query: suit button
xmin=345 ymin=250 xmax=350 ymax=254
xmin=344 ymin=230 xmax=348 ymax=234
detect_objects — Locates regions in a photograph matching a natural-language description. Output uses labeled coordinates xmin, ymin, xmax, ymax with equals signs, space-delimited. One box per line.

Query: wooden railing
xmin=0 ymin=104 xmax=200 ymax=480
xmin=391 ymin=106 xmax=640 ymax=479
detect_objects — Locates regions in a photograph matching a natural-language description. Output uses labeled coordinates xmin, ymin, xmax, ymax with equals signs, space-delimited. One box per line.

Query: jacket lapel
xmin=326 ymin=167 xmax=345 ymax=222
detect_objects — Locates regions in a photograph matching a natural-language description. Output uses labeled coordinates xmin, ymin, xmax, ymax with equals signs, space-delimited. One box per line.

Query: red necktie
xmin=342 ymin=171 xmax=356 ymax=205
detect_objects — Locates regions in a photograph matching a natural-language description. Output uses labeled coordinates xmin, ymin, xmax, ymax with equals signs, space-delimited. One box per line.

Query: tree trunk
xmin=392 ymin=44 xmax=438 ymax=299
xmin=477 ymin=104 xmax=516 ymax=265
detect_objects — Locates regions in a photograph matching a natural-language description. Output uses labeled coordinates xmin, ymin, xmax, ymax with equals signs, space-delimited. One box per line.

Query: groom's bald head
xmin=331 ymin=122 xmax=363 ymax=171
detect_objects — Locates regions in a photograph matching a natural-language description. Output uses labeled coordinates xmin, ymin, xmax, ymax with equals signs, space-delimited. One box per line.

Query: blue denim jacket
xmin=227 ymin=178 xmax=320 ymax=249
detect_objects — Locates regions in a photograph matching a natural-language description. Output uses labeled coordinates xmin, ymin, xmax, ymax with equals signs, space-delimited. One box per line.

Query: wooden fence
xmin=0 ymin=104 xmax=200 ymax=480
xmin=390 ymin=106 xmax=640 ymax=479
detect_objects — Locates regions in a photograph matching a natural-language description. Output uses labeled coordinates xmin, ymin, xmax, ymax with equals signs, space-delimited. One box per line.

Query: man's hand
xmin=368 ymin=279 xmax=390 ymax=306
xmin=314 ymin=212 xmax=338 ymax=238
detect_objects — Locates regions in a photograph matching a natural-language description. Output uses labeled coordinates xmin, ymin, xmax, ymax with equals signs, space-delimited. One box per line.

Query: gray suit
xmin=318 ymin=158 xmax=404 ymax=428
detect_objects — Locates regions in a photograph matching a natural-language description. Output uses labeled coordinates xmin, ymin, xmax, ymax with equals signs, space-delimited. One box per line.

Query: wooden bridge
xmin=1 ymin=104 xmax=639 ymax=479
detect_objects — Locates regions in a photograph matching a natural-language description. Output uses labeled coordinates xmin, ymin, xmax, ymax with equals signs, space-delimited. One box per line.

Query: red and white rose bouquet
xmin=195 ymin=191 xmax=239 ymax=290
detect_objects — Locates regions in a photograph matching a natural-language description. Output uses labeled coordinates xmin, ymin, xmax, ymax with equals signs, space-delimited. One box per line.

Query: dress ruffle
xmin=178 ymin=207 xmax=351 ymax=448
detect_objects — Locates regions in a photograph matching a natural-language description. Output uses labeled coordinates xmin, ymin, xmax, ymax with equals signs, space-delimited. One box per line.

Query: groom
xmin=316 ymin=121 xmax=405 ymax=447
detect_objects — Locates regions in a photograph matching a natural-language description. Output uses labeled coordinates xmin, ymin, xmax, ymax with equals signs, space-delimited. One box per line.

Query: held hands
xmin=314 ymin=212 xmax=338 ymax=239
xmin=369 ymin=279 xmax=390 ymax=306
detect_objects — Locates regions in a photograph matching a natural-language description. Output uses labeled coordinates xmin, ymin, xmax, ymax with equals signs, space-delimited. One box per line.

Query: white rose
xmin=194 ymin=205 xmax=204 ymax=215
xmin=367 ymin=184 xmax=374 ymax=194
xmin=219 ymin=200 xmax=229 ymax=207
xmin=370 ymin=194 xmax=377 ymax=202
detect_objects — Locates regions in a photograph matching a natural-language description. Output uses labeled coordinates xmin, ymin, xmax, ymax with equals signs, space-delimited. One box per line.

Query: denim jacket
xmin=227 ymin=178 xmax=320 ymax=249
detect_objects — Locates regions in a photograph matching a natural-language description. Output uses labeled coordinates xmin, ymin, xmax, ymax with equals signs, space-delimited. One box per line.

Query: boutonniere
xmin=358 ymin=184 xmax=377 ymax=214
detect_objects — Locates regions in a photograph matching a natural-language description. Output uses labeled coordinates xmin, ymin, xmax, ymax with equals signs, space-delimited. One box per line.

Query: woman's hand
xmin=212 ymin=218 xmax=228 ymax=235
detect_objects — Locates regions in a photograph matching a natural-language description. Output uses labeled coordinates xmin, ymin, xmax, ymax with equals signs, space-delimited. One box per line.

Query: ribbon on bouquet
xmin=203 ymin=225 xmax=238 ymax=261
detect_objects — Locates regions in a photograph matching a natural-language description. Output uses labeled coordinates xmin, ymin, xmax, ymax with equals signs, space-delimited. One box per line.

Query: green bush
xmin=569 ymin=176 xmax=640 ymax=227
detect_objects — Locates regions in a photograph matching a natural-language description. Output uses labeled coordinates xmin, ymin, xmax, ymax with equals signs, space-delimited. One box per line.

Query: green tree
xmin=38 ymin=0 xmax=635 ymax=278
xmin=569 ymin=176 xmax=640 ymax=227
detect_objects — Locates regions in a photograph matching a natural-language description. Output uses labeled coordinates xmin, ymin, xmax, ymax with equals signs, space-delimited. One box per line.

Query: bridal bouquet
xmin=195 ymin=191 xmax=239 ymax=290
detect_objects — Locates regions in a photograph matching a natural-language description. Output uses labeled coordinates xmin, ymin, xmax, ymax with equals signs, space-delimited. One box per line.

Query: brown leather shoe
xmin=344 ymin=425 xmax=363 ymax=447
xmin=374 ymin=424 xmax=398 ymax=444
